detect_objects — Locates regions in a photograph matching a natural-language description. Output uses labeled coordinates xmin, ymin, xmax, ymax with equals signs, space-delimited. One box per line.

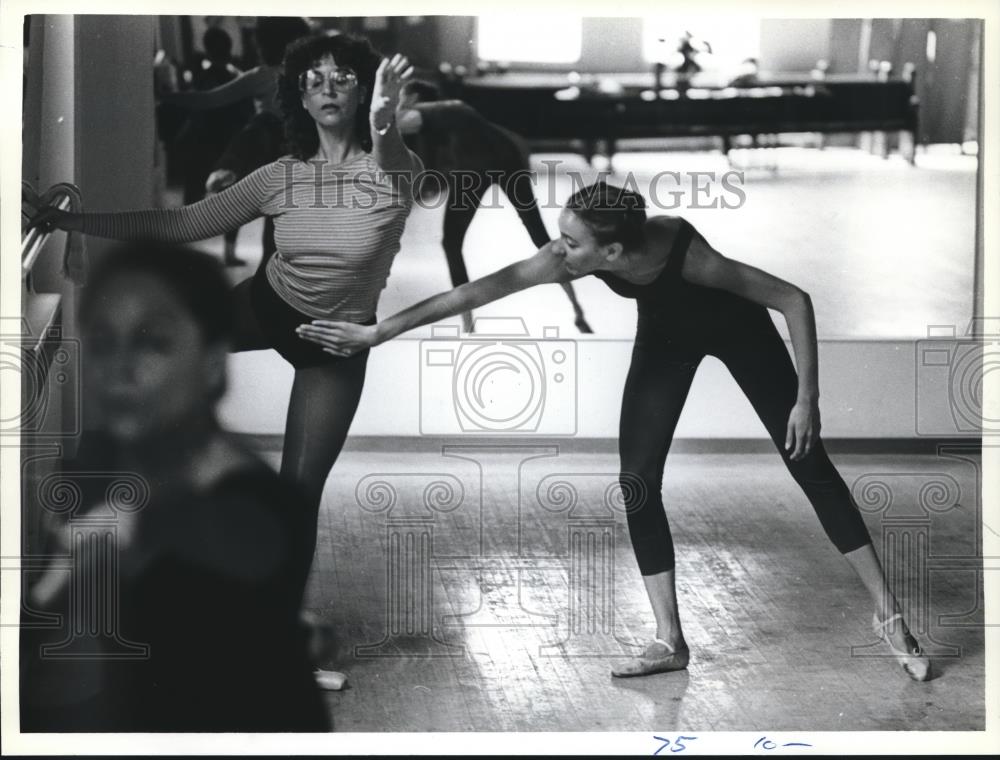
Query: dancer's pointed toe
xmin=873 ymin=613 xmax=931 ymax=682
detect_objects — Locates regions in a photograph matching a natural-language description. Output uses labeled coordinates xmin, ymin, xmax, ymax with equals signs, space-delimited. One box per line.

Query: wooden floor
xmin=253 ymin=446 xmax=985 ymax=733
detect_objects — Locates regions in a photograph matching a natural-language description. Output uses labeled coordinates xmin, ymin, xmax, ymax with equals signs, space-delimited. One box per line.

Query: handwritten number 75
xmin=654 ymin=735 xmax=698 ymax=754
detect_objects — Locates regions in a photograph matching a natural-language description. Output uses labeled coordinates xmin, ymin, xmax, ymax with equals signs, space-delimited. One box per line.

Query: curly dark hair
xmin=278 ymin=32 xmax=382 ymax=160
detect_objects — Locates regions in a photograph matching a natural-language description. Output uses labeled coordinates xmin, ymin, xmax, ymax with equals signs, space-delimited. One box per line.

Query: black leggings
xmin=227 ymin=267 xmax=371 ymax=579
xmin=619 ymin=316 xmax=872 ymax=576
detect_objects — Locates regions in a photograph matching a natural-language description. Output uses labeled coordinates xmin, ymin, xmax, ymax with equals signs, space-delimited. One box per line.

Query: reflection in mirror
xmin=144 ymin=16 xmax=978 ymax=341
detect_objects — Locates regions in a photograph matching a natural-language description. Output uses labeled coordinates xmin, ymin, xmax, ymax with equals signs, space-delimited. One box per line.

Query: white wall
xmin=758 ymin=19 xmax=831 ymax=72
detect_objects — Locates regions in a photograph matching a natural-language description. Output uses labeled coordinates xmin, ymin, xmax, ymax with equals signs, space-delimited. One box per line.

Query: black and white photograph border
xmin=1 ymin=0 xmax=998 ymax=755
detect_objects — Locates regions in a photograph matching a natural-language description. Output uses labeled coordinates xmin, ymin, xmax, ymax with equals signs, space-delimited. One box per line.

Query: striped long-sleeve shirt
xmin=80 ymin=154 xmax=415 ymax=321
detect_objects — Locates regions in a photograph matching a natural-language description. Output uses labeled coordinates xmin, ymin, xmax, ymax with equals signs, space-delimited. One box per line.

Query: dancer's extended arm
xmin=29 ymin=164 xmax=273 ymax=242
xmin=296 ymin=243 xmax=572 ymax=354
xmin=161 ymin=66 xmax=272 ymax=111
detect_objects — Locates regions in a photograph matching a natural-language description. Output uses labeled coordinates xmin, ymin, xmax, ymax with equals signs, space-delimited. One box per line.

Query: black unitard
xmin=593 ymin=219 xmax=872 ymax=576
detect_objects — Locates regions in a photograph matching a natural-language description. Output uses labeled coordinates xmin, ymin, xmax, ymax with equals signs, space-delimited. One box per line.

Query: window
xmin=643 ymin=16 xmax=760 ymax=71
xmin=477 ymin=15 xmax=583 ymax=63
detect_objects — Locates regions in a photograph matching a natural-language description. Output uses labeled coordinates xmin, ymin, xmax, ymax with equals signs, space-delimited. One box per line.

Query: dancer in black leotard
xmin=301 ymin=181 xmax=932 ymax=683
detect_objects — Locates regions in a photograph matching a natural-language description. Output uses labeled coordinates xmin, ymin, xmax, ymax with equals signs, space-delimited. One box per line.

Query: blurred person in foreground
xmin=22 ymin=244 xmax=330 ymax=732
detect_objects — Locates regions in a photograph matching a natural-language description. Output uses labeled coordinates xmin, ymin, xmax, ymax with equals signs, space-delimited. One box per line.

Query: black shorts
xmin=246 ymin=266 xmax=374 ymax=369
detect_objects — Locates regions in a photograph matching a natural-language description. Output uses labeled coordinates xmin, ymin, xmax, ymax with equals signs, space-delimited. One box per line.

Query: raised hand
xmin=296 ymin=320 xmax=379 ymax=357
xmin=369 ymin=54 xmax=414 ymax=130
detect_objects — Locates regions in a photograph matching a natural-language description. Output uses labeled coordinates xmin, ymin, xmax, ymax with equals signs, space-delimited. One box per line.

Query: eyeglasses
xmin=298 ymin=67 xmax=359 ymax=94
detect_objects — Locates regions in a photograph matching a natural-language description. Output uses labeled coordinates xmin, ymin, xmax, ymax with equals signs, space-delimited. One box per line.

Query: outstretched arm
xmin=160 ymin=66 xmax=271 ymax=111
xmin=681 ymin=232 xmax=820 ymax=460
xmin=296 ymin=243 xmax=574 ymax=354
xmin=29 ymin=163 xmax=274 ymax=243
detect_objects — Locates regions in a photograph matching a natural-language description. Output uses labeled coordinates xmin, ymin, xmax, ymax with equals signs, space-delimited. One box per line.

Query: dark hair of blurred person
xmin=203 ymin=25 xmax=234 ymax=65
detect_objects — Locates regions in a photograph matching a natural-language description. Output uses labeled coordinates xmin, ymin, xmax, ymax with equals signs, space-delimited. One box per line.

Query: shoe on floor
xmin=611 ymin=639 xmax=690 ymax=678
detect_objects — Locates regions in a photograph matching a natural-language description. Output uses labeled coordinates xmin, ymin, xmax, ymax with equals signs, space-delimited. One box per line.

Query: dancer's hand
xmin=296 ymin=320 xmax=378 ymax=356
xmin=30 ymin=502 xmax=146 ymax=609
xmin=370 ymin=54 xmax=414 ymax=131
xmin=785 ymin=400 xmax=820 ymax=461
xmin=206 ymin=168 xmax=238 ymax=194
xmin=28 ymin=205 xmax=81 ymax=234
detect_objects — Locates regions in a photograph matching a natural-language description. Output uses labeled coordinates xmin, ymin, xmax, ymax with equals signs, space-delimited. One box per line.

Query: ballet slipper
xmin=872 ymin=612 xmax=931 ymax=682
xmin=313 ymin=669 xmax=348 ymax=691
xmin=611 ymin=638 xmax=690 ymax=678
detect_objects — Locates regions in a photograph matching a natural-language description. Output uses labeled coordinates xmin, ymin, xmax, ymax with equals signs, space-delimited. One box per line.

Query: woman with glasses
xmin=32 ymin=33 xmax=422 ymax=687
